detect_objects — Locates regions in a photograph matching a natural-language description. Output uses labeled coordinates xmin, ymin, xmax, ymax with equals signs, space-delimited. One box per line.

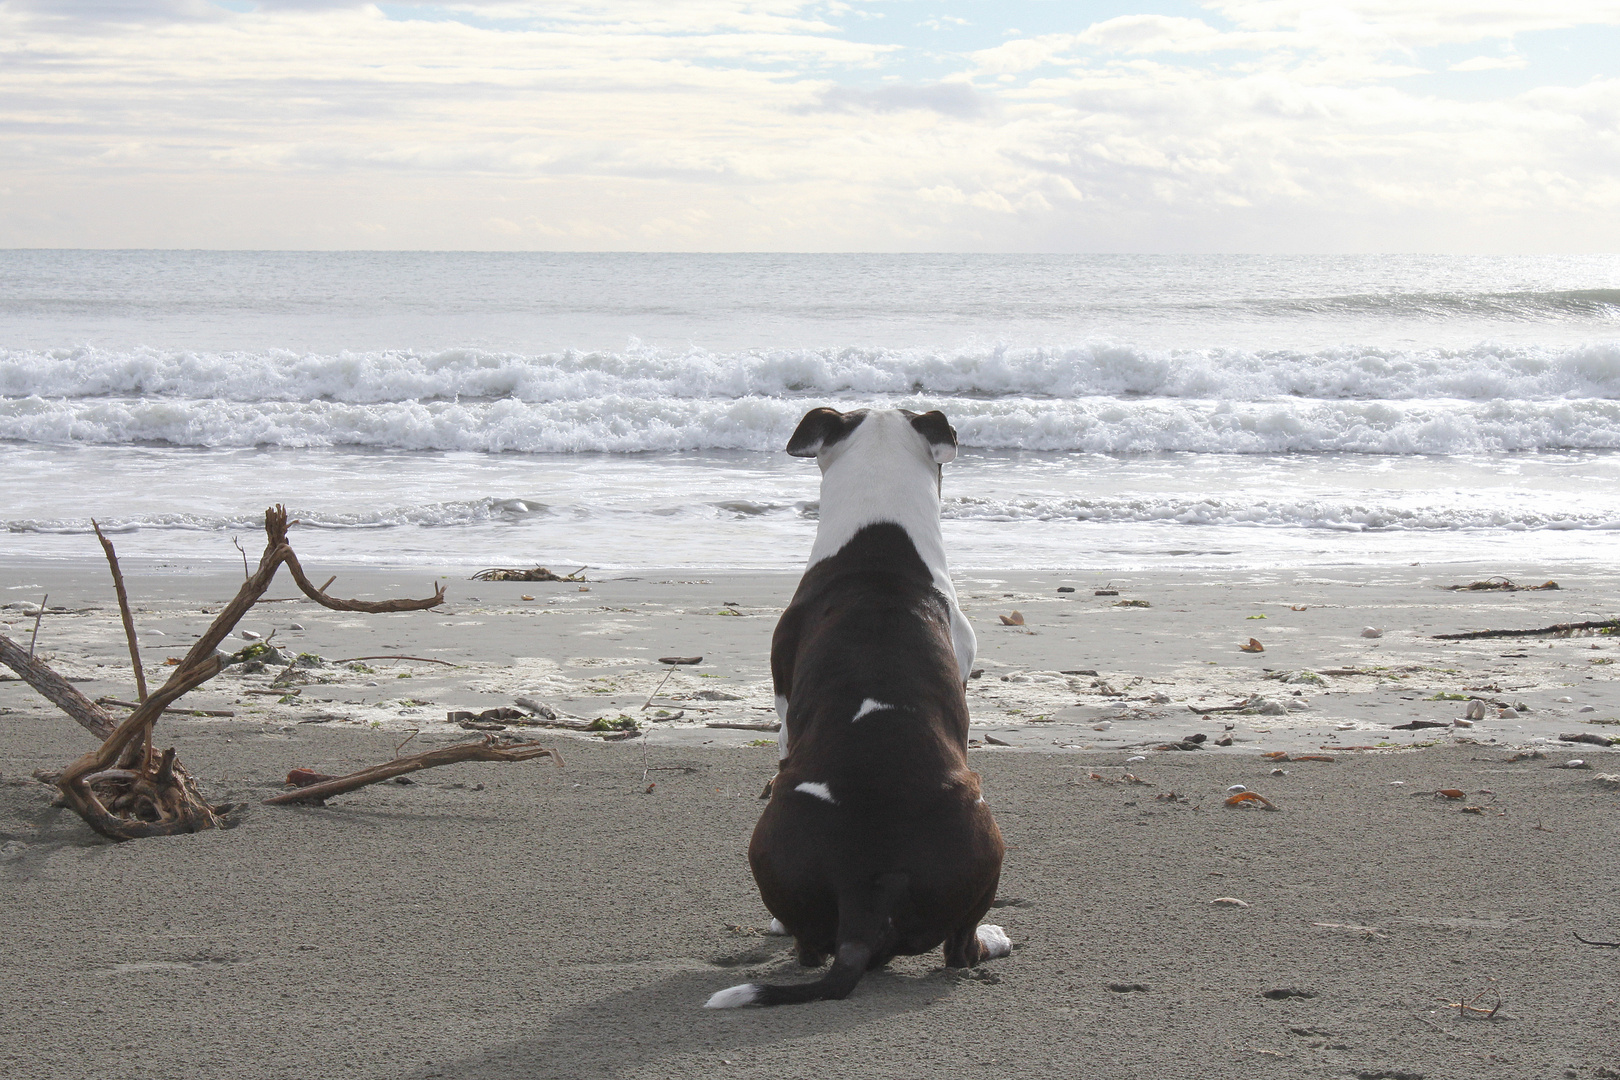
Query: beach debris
xmin=1125 ymin=755 xmax=1146 ymax=763
xmin=705 ymin=720 xmax=781 ymax=732
xmin=1260 ymin=987 xmax=1317 ymax=1000
xmin=1391 ymin=720 xmax=1449 ymax=730
xmin=1214 ymin=734 xmax=1233 ymax=746
xmin=1271 ymin=768 xmax=1287 ymax=776
xmin=1465 ymin=699 xmax=1487 ymax=720
xmin=1290 ymin=605 xmax=1307 ymax=611
xmin=332 ymin=654 xmax=454 ymax=667
xmin=285 ymin=768 xmax=338 ymax=787
xmin=1559 ymin=732 xmax=1617 ymax=746
xmin=1460 ymin=805 xmax=1486 ymax=814
xmin=1113 ymin=599 xmax=1150 ymax=608
xmin=1435 ymin=789 xmax=1466 ymax=800
xmin=1452 ymin=718 xmax=1473 ymax=728
xmin=0 ymin=505 xmax=450 ymax=841
xmin=999 ymin=611 xmax=1025 ymax=626
xmin=1580 ymin=705 xmax=1597 ymax=712
xmin=1497 ymin=708 xmax=1519 ymax=718
xmin=1505 ymin=750 xmax=1546 ymax=762
xmin=1106 ymin=982 xmax=1151 ymax=993
xmin=1434 ymin=617 xmax=1620 ymax=640
xmin=470 ymin=566 xmax=586 ymax=582
xmin=1239 ymin=638 xmax=1265 ymax=653
xmin=1573 ymin=931 xmax=1620 ymax=948
xmin=1094 ymin=589 xmax=1119 ymax=596
xmin=1226 ymin=784 xmax=1248 ymax=793
xmin=1361 ymin=627 xmax=1383 ymax=638
xmin=514 ymin=697 xmax=558 ymax=720
xmin=984 ymin=734 xmax=1012 ymax=746
xmin=239 ymin=629 xmax=262 ymax=640
xmin=1556 ymin=696 xmax=1574 ymax=703
xmin=1555 ymin=759 xmax=1588 ymax=769
xmin=1446 ymin=577 xmax=1558 ymax=591
xmin=1225 ymin=791 xmax=1277 ymax=810
xmin=268 ymin=733 xmax=560 ymax=806
xmin=1210 ymin=897 xmax=1250 ymax=907
xmin=1120 ymin=773 xmax=1149 ymax=785
xmin=1595 ymin=773 xmax=1620 ymax=785
xmin=1267 ymin=669 xmax=1326 ymax=686
xmin=1057 ymin=586 xmax=1075 ymax=593
xmin=1444 ymin=983 xmax=1501 ymax=1019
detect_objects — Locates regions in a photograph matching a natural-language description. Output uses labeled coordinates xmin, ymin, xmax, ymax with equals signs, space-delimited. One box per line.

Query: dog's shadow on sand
xmin=409 ymin=957 xmax=963 ymax=1080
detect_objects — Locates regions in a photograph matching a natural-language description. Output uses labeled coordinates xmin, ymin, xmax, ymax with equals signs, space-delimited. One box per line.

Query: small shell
xmin=1556 ymin=696 xmax=1574 ymax=703
xmin=1211 ymin=897 xmax=1250 ymax=907
xmin=1126 ymin=755 xmax=1145 ymax=763
xmin=1361 ymin=627 xmax=1383 ymax=638
xmin=1227 ymin=784 xmax=1248 ymax=793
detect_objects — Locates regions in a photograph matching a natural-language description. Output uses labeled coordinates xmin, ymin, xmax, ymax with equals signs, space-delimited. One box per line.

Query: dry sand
xmin=3 ymin=555 xmax=1619 ymax=1079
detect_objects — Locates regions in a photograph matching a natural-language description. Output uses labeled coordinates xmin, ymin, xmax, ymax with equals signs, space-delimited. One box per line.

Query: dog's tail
xmin=705 ymin=874 xmax=906 ymax=1009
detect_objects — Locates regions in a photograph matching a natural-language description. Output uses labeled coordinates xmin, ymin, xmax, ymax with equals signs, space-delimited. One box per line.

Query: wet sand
xmin=3 ymin=557 xmax=1619 ymax=1079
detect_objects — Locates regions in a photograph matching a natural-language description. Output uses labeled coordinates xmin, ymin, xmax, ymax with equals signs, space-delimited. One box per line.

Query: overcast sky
xmin=3 ymin=1 xmax=1618 ymax=251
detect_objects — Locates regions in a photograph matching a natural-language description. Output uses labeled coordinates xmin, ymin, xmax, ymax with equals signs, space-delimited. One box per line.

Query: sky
xmin=2 ymin=1 xmax=1619 ymax=252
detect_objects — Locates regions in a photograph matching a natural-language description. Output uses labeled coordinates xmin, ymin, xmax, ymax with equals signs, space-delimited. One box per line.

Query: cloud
xmin=1449 ymin=54 xmax=1529 ymax=72
xmin=811 ymin=82 xmax=991 ymax=118
xmin=2 ymin=1 xmax=1620 ymax=251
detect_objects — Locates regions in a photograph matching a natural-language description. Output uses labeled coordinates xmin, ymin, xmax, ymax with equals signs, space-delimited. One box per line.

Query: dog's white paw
xmin=768 ymin=918 xmax=789 ymax=936
xmin=976 ymin=923 xmax=1012 ymax=959
xmin=704 ymin=983 xmax=762 ymax=1009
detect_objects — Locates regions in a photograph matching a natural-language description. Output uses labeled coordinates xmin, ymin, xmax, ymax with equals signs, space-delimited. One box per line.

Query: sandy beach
xmin=3 ymin=555 xmax=1619 ymax=1079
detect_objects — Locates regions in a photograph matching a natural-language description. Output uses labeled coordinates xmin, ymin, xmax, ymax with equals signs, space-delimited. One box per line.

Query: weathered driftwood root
xmin=470 ymin=566 xmax=585 ymax=582
xmin=264 ymin=734 xmax=561 ymax=806
xmin=1433 ymin=618 xmax=1620 ymax=640
xmin=5 ymin=505 xmax=447 ymax=841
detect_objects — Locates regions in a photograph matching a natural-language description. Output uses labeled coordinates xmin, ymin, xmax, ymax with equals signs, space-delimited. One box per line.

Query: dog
xmin=705 ymin=406 xmax=1009 ymax=1008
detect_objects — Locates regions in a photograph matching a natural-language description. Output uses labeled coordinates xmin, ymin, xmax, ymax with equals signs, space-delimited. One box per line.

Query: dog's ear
xmin=786 ymin=407 xmax=853 ymax=457
xmin=910 ymin=410 xmax=957 ymax=464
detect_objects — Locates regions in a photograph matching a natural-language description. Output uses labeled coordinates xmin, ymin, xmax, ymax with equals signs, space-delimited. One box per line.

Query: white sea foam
xmin=4 ymin=340 xmax=1620 ymax=405
xmin=5 ymin=391 xmax=1619 ymax=455
xmin=7 ymin=490 xmax=1616 ymax=538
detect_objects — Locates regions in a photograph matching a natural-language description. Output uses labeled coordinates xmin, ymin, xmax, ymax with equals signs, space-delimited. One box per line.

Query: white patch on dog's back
xmin=976 ymin=924 xmax=1012 ymax=959
xmin=851 ymin=698 xmax=895 ymax=722
xmin=704 ymin=983 xmax=762 ymax=1009
xmin=795 ymin=781 xmax=836 ymax=804
xmin=804 ymin=410 xmax=976 ymax=681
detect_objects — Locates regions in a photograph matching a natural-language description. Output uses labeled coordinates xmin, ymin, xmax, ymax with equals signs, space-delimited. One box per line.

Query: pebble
xmin=240 ymin=629 xmax=261 ymax=640
xmin=1361 ymin=627 xmax=1383 ymax=638
xmin=1126 ymin=755 xmax=1146 ymax=764
xmin=1556 ymin=696 xmax=1574 ymax=703
xmin=1210 ymin=897 xmax=1250 ymax=908
xmin=1579 ymin=705 xmax=1596 ymax=712
xmin=1271 ymin=768 xmax=1288 ymax=776
xmin=1286 ymin=699 xmax=1309 ymax=711
xmin=1389 ymin=781 xmax=1406 ymax=785
xmin=1499 ymin=708 xmax=1519 ymax=718
xmin=1092 ymin=722 xmax=1112 ymax=731
xmin=1453 ymin=718 xmax=1473 ymax=728
xmin=289 ymin=622 xmax=305 ymax=631
xmin=1227 ymin=784 xmax=1248 ymax=793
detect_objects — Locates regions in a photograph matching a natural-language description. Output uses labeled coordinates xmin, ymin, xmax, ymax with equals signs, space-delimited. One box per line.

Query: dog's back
xmin=706 ymin=408 xmax=1008 ymax=1009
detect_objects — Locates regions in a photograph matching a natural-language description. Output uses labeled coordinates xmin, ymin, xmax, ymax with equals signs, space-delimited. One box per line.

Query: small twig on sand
xmin=93 ymin=521 xmax=147 ymax=703
xmin=232 ymin=536 xmax=249 ymax=580
xmin=1434 ymin=618 xmax=1620 ymax=640
xmin=264 ymin=735 xmax=561 ymax=805
xmin=332 ymin=655 xmax=455 ymax=666
xmin=642 ymin=664 xmax=678 ymax=709
xmin=1573 ymin=931 xmax=1620 ymax=948
xmin=27 ymin=593 xmax=46 ymax=660
xmin=705 ymin=720 xmax=781 ymax=732
xmin=394 ymin=729 xmax=420 ymax=757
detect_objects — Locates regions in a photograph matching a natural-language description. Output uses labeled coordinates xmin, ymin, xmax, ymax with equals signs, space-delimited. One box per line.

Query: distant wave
xmin=1258 ymin=289 xmax=1620 ymax=322
xmin=10 ymin=491 xmax=1616 ymax=537
xmin=4 ymin=339 xmax=1620 ymax=405
xmin=4 ymin=393 xmax=1620 ymax=454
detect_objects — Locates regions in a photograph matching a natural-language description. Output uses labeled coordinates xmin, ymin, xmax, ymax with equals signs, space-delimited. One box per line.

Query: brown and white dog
xmin=705 ymin=407 xmax=1009 ymax=1009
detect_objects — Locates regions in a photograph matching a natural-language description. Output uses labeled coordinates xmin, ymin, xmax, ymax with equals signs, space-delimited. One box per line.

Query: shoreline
xmin=4 ymin=556 xmax=1617 ymax=756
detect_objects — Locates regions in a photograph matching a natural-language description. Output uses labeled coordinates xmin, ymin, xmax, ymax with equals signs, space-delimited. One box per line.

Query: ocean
xmin=3 ymin=250 xmax=1619 ymax=571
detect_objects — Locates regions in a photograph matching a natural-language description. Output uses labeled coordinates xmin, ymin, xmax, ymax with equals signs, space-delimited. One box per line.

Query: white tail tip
xmin=704 ymin=983 xmax=762 ymax=1009
xmin=768 ymin=918 xmax=788 ymax=936
xmin=977 ymin=924 xmax=1012 ymax=959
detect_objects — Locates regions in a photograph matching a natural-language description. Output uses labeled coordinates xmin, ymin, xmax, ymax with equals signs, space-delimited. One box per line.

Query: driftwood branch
xmin=333 ymin=655 xmax=455 ymax=666
xmin=0 ymin=633 xmax=119 ymax=739
xmin=92 ymin=520 xmax=148 ymax=703
xmin=1433 ymin=618 xmax=1620 ymax=640
xmin=22 ymin=505 xmax=454 ymax=841
xmin=264 ymin=735 xmax=561 ymax=805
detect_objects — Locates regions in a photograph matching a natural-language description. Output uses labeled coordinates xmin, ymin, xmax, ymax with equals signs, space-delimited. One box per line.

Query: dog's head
xmin=786 ymin=407 xmax=957 ymax=471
